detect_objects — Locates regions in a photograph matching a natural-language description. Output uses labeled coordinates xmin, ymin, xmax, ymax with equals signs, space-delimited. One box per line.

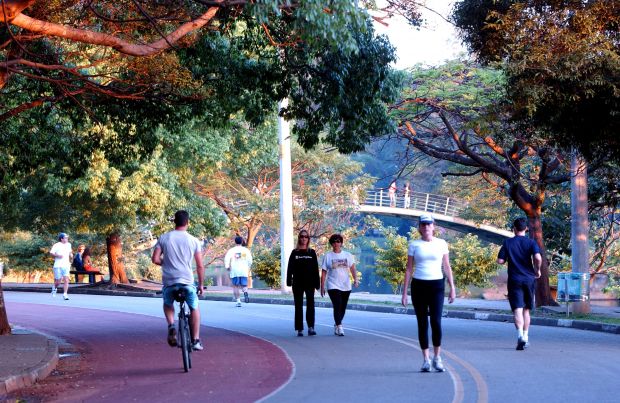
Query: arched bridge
xmin=359 ymin=189 xmax=513 ymax=245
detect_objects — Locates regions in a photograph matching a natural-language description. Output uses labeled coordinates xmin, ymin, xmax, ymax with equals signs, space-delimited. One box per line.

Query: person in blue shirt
xmin=497 ymin=217 xmax=542 ymax=350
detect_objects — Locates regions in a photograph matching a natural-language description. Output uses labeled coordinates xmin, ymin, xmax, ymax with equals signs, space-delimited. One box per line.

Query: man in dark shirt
xmin=497 ymin=218 xmax=542 ymax=350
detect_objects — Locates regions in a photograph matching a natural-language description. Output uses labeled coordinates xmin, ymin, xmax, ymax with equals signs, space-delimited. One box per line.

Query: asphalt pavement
xmin=1 ymin=282 xmax=619 ymax=398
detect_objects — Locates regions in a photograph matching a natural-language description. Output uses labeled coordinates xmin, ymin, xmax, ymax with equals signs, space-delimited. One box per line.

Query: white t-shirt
xmin=225 ymin=245 xmax=252 ymax=278
xmin=321 ymin=251 xmax=355 ymax=291
xmin=50 ymin=242 xmax=72 ymax=269
xmin=407 ymin=238 xmax=449 ymax=280
xmin=156 ymin=230 xmax=202 ymax=286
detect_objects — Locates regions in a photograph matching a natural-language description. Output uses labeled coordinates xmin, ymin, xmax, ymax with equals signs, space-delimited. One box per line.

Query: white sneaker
xmin=63 ymin=294 xmax=69 ymax=300
xmin=192 ymin=340 xmax=204 ymax=351
xmin=334 ymin=325 xmax=338 ymax=335
xmin=51 ymin=287 xmax=57 ymax=297
xmin=236 ymin=301 xmax=242 ymax=307
xmin=421 ymin=358 xmax=431 ymax=372
xmin=337 ymin=325 xmax=344 ymax=336
xmin=432 ymin=356 xmax=446 ymax=372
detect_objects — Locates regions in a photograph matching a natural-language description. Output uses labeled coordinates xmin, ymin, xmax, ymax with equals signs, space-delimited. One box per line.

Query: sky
xmin=371 ymin=0 xmax=468 ymax=69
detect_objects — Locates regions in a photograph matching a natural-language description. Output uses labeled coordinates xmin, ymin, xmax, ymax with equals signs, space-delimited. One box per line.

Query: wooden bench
xmin=70 ymin=270 xmax=104 ymax=284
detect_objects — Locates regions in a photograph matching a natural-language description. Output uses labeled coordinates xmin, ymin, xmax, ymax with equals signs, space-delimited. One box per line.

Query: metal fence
xmin=363 ymin=189 xmax=466 ymax=217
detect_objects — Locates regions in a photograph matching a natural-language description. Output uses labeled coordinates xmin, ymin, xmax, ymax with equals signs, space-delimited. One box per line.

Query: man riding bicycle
xmin=152 ymin=210 xmax=205 ymax=351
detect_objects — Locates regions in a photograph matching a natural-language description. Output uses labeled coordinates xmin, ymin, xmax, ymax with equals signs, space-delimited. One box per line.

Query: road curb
xmin=5 ymin=286 xmax=619 ymax=335
xmin=0 ymin=332 xmax=58 ymax=396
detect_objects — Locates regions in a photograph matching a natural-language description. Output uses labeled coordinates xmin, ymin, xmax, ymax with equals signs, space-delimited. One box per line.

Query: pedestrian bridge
xmin=359 ymin=190 xmax=513 ymax=245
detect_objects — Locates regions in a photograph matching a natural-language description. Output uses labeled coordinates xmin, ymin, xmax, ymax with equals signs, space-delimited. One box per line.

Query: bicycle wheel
xmin=179 ymin=308 xmax=190 ymax=372
xmin=185 ymin=310 xmax=192 ymax=369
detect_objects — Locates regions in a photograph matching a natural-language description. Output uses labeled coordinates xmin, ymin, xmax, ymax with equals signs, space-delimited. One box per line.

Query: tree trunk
xmin=571 ymin=152 xmax=590 ymax=313
xmin=106 ymin=233 xmax=129 ymax=284
xmin=527 ymin=215 xmax=556 ymax=306
xmin=0 ymin=281 xmax=11 ymax=335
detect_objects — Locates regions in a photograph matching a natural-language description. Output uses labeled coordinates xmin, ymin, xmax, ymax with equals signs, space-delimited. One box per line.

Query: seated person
xmin=82 ymin=247 xmax=104 ymax=282
xmin=73 ymin=244 xmax=85 ymax=282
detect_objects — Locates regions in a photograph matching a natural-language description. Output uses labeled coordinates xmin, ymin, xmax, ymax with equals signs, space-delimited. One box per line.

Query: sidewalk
xmin=2 ymin=282 xmax=618 ymax=396
xmin=0 ymin=327 xmax=58 ymax=396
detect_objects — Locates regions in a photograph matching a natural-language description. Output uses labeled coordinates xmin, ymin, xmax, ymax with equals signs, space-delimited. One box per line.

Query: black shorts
xmin=507 ymin=279 xmax=536 ymax=311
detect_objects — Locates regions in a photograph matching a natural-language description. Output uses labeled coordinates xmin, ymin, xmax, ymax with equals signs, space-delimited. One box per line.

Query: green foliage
xmin=453 ymin=0 xmax=620 ymax=163
xmin=450 ymin=234 xmax=499 ymax=290
xmin=0 ymin=231 xmax=50 ymax=273
xmin=124 ymin=253 xmax=162 ymax=282
xmin=370 ymin=227 xmax=410 ymax=294
xmin=252 ymin=246 xmax=281 ymax=289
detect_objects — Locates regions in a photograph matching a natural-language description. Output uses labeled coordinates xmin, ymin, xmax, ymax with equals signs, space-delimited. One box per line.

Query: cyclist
xmin=152 ymin=210 xmax=205 ymax=351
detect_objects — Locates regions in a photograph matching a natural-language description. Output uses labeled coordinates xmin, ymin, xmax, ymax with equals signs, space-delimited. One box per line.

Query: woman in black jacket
xmin=286 ymin=230 xmax=320 ymax=337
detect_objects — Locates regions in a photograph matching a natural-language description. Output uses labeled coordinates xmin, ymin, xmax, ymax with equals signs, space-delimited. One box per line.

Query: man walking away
xmin=152 ymin=210 xmax=205 ymax=351
xmin=497 ymin=218 xmax=542 ymax=350
xmin=50 ymin=233 xmax=72 ymax=300
xmin=225 ymin=236 xmax=253 ymax=307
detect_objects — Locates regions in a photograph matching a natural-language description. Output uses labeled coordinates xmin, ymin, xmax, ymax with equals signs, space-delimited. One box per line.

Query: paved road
xmin=5 ymin=292 xmax=620 ymax=403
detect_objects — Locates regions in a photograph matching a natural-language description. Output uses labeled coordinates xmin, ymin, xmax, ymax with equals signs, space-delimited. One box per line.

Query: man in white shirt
xmin=49 ymin=233 xmax=73 ymax=300
xmin=224 ymin=236 xmax=253 ymax=307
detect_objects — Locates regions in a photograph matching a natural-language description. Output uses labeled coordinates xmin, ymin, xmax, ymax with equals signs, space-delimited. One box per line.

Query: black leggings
xmin=293 ymin=288 xmax=316 ymax=331
xmin=411 ymin=278 xmax=445 ymax=350
xmin=327 ymin=289 xmax=351 ymax=325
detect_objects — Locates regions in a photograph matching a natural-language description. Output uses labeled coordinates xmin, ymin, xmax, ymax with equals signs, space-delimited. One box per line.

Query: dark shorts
xmin=231 ymin=276 xmax=248 ymax=287
xmin=507 ymin=278 xmax=536 ymax=311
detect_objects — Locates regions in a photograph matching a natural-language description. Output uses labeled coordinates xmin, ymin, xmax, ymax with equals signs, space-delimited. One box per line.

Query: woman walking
xmin=286 ymin=230 xmax=320 ymax=336
xmin=321 ymin=234 xmax=358 ymax=336
xmin=401 ymin=214 xmax=456 ymax=372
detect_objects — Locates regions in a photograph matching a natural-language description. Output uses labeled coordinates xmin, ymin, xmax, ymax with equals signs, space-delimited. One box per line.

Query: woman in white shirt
xmin=401 ymin=214 xmax=456 ymax=372
xmin=321 ymin=233 xmax=358 ymax=336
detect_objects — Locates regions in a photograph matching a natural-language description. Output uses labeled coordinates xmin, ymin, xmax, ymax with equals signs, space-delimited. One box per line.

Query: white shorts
xmin=53 ymin=266 xmax=70 ymax=279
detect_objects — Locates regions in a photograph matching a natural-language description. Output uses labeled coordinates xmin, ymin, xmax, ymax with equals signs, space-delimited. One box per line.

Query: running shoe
xmin=51 ymin=287 xmax=57 ymax=297
xmin=308 ymin=327 xmax=316 ymax=336
xmin=192 ymin=340 xmax=204 ymax=351
xmin=420 ymin=359 xmax=432 ymax=372
xmin=297 ymin=330 xmax=304 ymax=337
xmin=63 ymin=295 xmax=69 ymax=301
xmin=236 ymin=301 xmax=242 ymax=307
xmin=524 ymin=340 xmax=530 ymax=349
xmin=337 ymin=325 xmax=345 ymax=336
xmin=167 ymin=326 xmax=177 ymax=347
xmin=432 ymin=356 xmax=446 ymax=372
xmin=516 ymin=337 xmax=526 ymax=351
xmin=244 ymin=291 xmax=249 ymax=303
xmin=334 ymin=325 xmax=338 ymax=335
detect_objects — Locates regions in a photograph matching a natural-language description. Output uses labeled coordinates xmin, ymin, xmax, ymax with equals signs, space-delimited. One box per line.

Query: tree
xmin=452 ymin=0 xmax=620 ymax=164
xmin=371 ymin=227 xmax=411 ymax=294
xmin=450 ymin=233 xmax=499 ymax=291
xmin=390 ymin=61 xmax=569 ymax=305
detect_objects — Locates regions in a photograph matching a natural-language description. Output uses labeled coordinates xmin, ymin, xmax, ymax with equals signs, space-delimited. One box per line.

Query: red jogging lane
xmin=8 ymin=302 xmax=292 ymax=402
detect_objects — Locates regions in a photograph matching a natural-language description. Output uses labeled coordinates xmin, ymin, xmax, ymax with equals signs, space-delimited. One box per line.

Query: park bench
xmin=70 ymin=270 xmax=104 ymax=284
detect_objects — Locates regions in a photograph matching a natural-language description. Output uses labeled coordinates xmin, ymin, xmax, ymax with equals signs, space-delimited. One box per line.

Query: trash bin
xmin=556 ymin=272 xmax=590 ymax=302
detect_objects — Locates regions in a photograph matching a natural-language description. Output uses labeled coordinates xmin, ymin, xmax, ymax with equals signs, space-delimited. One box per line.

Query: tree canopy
xmin=451 ymin=0 xmax=620 ymax=163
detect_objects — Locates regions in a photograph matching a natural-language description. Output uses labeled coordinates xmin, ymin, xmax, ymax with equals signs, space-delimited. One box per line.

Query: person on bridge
xmin=497 ymin=217 xmax=542 ymax=350
xmin=151 ymin=210 xmax=205 ymax=351
xmin=286 ymin=230 xmax=320 ymax=337
xmin=50 ymin=233 xmax=73 ymax=300
xmin=401 ymin=214 xmax=456 ymax=372
xmin=388 ymin=181 xmax=397 ymax=207
xmin=225 ymin=236 xmax=253 ymax=307
xmin=321 ymin=233 xmax=359 ymax=336
xmin=403 ymin=182 xmax=411 ymax=209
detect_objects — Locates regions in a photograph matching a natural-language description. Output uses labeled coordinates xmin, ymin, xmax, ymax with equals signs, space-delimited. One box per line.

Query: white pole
xmin=278 ymin=99 xmax=294 ymax=293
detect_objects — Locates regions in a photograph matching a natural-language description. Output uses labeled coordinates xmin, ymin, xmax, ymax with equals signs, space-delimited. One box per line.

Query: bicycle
xmin=173 ymin=288 xmax=193 ymax=372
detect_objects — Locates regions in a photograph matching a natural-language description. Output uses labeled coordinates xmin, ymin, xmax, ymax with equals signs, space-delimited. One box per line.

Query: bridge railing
xmin=363 ymin=189 xmax=466 ymax=218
